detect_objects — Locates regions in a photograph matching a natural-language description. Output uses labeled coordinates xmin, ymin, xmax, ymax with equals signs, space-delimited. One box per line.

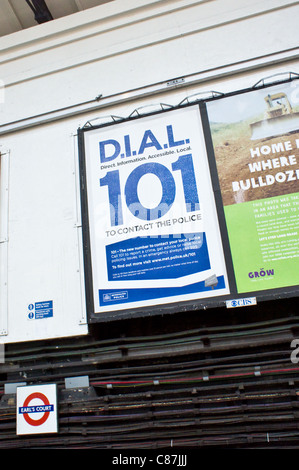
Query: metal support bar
xmin=25 ymin=0 xmax=53 ymax=24
xmin=252 ymin=71 xmax=299 ymax=88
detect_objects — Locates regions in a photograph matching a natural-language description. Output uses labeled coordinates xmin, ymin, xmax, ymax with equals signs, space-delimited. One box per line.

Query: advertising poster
xmin=81 ymin=105 xmax=229 ymax=315
xmin=207 ymin=80 xmax=299 ymax=293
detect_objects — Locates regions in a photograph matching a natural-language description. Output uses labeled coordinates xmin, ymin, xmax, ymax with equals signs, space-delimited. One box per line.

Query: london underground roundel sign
xmin=16 ymin=384 xmax=58 ymax=435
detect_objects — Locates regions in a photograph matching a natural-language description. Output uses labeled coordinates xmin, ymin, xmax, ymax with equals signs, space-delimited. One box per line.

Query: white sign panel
xmin=0 ymin=122 xmax=88 ymax=344
xmin=82 ymin=105 xmax=230 ymax=315
xmin=16 ymin=384 xmax=58 ymax=435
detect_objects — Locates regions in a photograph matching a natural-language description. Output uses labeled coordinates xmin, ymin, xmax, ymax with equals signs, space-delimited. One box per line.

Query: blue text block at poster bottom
xmin=106 ymin=233 xmax=210 ymax=281
xmin=99 ymin=276 xmax=225 ymax=306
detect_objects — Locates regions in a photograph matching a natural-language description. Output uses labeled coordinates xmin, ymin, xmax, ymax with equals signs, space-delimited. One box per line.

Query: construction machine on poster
xmin=250 ymin=92 xmax=299 ymax=140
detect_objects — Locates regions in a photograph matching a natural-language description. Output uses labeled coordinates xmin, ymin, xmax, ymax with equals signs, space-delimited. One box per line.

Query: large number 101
xmin=100 ymin=154 xmax=199 ymax=226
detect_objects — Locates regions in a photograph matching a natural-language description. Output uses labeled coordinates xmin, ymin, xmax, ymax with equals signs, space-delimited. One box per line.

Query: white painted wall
xmin=0 ymin=0 xmax=298 ymax=343
xmin=0 ymin=0 xmax=298 ymax=123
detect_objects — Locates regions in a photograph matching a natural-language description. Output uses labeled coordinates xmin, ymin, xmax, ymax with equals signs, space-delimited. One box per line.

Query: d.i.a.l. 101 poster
xmin=81 ymin=105 xmax=230 ymax=316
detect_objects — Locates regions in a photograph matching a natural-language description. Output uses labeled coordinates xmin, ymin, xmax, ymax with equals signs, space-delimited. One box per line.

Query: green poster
xmin=207 ymin=80 xmax=299 ymax=293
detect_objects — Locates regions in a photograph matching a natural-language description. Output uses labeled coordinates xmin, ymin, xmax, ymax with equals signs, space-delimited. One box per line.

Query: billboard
xmin=79 ymin=106 xmax=230 ymax=319
xmin=206 ymin=80 xmax=299 ymax=294
xmin=79 ymin=78 xmax=299 ymax=322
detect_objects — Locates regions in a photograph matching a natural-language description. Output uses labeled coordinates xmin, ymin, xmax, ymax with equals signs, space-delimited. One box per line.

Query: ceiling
xmin=0 ymin=0 xmax=115 ymax=38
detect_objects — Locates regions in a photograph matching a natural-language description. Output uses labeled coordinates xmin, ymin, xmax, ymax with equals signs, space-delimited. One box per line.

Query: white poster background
xmin=83 ymin=106 xmax=230 ymax=313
